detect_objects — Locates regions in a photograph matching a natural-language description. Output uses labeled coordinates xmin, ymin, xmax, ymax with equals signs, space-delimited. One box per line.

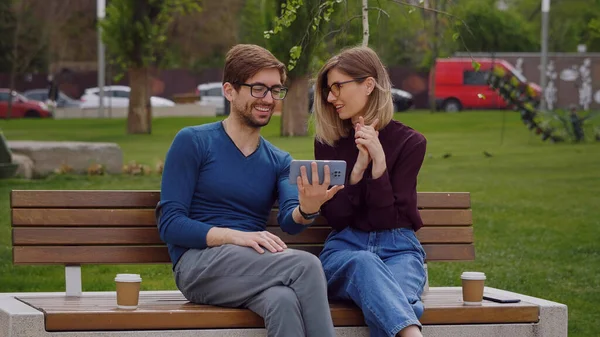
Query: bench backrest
xmin=11 ymin=190 xmax=474 ymax=265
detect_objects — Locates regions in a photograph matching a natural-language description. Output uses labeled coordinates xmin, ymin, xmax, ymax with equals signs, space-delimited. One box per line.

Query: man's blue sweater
xmin=158 ymin=122 xmax=306 ymax=268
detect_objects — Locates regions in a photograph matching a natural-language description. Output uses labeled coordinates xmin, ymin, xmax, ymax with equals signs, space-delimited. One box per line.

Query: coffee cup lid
xmin=461 ymin=271 xmax=486 ymax=280
xmin=114 ymin=273 xmax=142 ymax=282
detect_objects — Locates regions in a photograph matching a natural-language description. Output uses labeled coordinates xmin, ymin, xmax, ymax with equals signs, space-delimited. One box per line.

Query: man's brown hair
xmin=223 ymin=44 xmax=287 ymax=88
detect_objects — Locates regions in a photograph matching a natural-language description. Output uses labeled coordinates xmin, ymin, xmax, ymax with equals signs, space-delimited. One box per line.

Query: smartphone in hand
xmin=289 ymin=160 xmax=347 ymax=186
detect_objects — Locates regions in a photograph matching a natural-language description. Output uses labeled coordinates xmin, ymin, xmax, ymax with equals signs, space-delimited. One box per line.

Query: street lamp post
xmin=97 ymin=0 xmax=106 ymax=118
xmin=540 ymin=0 xmax=550 ymax=111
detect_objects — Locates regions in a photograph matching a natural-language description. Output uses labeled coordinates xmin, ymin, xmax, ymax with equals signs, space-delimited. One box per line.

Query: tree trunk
xmin=127 ymin=67 xmax=152 ymax=134
xmin=281 ymin=76 xmax=309 ymax=137
xmin=428 ymin=0 xmax=439 ymax=113
xmin=362 ymin=0 xmax=369 ymax=47
xmin=7 ymin=0 xmax=22 ymax=120
xmin=7 ymin=66 xmax=16 ymax=120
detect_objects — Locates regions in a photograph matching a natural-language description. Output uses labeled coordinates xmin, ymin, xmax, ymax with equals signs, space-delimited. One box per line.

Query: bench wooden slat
xmin=13 ymin=244 xmax=474 ymax=264
xmin=16 ymin=288 xmax=538 ymax=331
xmin=11 ymin=190 xmax=470 ymax=209
xmin=416 ymin=192 xmax=471 ymax=209
xmin=267 ymin=209 xmax=473 ymax=226
xmin=12 ymin=208 xmax=472 ymax=227
xmin=12 ymin=209 xmax=157 ymax=226
xmin=11 ymin=227 xmax=325 ymax=245
xmin=11 ymin=190 xmax=160 ymax=208
xmin=12 ymin=226 xmax=473 ymax=246
xmin=13 ymin=246 xmax=171 ymax=265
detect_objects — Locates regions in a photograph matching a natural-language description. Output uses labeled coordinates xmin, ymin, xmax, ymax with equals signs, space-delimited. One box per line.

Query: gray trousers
xmin=175 ymin=244 xmax=336 ymax=337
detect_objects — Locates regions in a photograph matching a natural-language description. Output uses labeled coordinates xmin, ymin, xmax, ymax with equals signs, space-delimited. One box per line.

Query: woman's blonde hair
xmin=313 ymin=46 xmax=394 ymax=146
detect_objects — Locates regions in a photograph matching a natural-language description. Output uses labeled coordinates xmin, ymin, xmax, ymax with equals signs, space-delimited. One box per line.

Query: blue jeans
xmin=319 ymin=227 xmax=427 ymax=337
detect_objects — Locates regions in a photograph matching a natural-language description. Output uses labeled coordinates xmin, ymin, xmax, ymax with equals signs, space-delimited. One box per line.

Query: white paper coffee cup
xmin=461 ymin=272 xmax=486 ymax=305
xmin=115 ymin=274 xmax=142 ymax=309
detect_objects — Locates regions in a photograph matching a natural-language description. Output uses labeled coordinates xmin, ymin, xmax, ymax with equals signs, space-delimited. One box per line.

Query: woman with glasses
xmin=312 ymin=46 xmax=427 ymax=337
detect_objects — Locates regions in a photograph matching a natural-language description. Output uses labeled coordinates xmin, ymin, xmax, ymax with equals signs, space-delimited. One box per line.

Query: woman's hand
xmin=355 ymin=117 xmax=386 ymax=179
xmin=350 ymin=119 xmax=372 ymax=184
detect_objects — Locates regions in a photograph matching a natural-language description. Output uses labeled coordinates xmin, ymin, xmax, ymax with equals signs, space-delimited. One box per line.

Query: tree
xmin=166 ymin=0 xmax=245 ymax=71
xmin=240 ymin=0 xmax=275 ymax=47
xmin=267 ymin=0 xmax=499 ymax=118
xmin=453 ymin=0 xmax=538 ymax=53
xmin=513 ymin=0 xmax=600 ymax=52
xmin=0 ymin=0 xmax=48 ymax=119
xmin=100 ymin=0 xmax=201 ymax=134
xmin=265 ymin=0 xmax=334 ymax=136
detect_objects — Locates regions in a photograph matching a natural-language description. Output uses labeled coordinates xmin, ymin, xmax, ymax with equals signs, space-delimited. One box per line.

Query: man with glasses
xmin=157 ymin=44 xmax=341 ymax=337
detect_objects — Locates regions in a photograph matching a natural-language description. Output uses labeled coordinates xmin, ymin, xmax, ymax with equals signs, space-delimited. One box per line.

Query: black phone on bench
xmin=483 ymin=295 xmax=521 ymax=304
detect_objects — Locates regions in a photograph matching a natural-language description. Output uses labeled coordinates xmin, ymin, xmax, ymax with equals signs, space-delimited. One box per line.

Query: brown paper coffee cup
xmin=461 ymin=272 xmax=485 ymax=305
xmin=115 ymin=274 xmax=142 ymax=309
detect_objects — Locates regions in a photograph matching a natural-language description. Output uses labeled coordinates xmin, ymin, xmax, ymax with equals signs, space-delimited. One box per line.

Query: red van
xmin=430 ymin=58 xmax=541 ymax=112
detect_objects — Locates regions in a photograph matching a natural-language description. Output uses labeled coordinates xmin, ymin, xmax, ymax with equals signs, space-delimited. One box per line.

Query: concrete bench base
xmin=8 ymin=141 xmax=123 ymax=177
xmin=0 ymin=287 xmax=567 ymax=337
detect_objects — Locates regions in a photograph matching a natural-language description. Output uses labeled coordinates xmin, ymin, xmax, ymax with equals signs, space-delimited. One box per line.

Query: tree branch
xmin=318 ymin=15 xmax=362 ymax=43
xmin=386 ymin=0 xmax=476 ymax=38
xmin=367 ymin=7 xmax=390 ymax=18
xmin=362 ymin=0 xmax=369 ymax=46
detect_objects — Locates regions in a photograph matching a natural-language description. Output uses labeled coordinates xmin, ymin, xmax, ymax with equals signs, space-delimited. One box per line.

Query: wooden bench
xmin=9 ymin=189 xmax=542 ymax=334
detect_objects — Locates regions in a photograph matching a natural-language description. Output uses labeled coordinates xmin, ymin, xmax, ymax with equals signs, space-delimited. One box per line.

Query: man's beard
xmin=232 ymin=100 xmax=274 ymax=128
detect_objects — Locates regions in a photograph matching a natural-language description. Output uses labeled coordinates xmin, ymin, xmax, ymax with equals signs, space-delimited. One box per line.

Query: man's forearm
xmin=293 ymin=206 xmax=316 ymax=225
xmin=206 ymin=227 xmax=232 ymax=247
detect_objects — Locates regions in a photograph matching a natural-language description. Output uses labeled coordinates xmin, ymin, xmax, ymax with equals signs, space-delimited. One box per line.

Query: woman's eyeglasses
xmin=322 ymin=77 xmax=368 ymax=98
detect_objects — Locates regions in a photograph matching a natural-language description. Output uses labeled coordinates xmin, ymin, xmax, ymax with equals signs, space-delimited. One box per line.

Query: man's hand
xmin=206 ymin=227 xmax=287 ymax=254
xmin=297 ymin=162 xmax=344 ymax=214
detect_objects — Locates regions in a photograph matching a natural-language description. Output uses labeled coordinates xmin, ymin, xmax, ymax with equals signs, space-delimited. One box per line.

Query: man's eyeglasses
xmin=322 ymin=77 xmax=367 ymax=98
xmin=236 ymin=82 xmax=288 ymax=100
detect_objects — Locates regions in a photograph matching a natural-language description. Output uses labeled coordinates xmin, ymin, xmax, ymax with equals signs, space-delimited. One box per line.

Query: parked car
xmin=0 ymin=89 xmax=52 ymax=118
xmin=390 ymin=88 xmax=414 ymax=112
xmin=23 ymin=89 xmax=81 ymax=108
xmin=430 ymin=58 xmax=542 ymax=112
xmin=196 ymin=82 xmax=225 ymax=115
xmin=80 ymin=85 xmax=175 ymax=109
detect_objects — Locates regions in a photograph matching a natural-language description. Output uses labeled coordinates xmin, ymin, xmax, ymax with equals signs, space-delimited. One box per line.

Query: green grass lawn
xmin=1 ymin=111 xmax=599 ymax=336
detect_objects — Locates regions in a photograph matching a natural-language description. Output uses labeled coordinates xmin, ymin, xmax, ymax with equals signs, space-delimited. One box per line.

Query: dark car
xmin=308 ymin=86 xmax=414 ymax=112
xmin=0 ymin=89 xmax=52 ymax=118
xmin=390 ymin=88 xmax=414 ymax=112
xmin=23 ymin=89 xmax=81 ymax=108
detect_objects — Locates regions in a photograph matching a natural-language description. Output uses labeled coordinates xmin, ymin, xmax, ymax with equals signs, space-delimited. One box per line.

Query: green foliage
xmin=584 ymin=17 xmax=600 ymax=52
xmin=453 ymin=0 xmax=538 ymax=53
xmin=0 ymin=0 xmax=15 ymax=72
xmin=240 ymin=0 xmax=275 ymax=47
xmin=100 ymin=0 xmax=201 ymax=78
xmin=0 ymin=0 xmax=47 ymax=73
xmin=514 ymin=0 xmax=600 ymax=52
xmin=265 ymin=0 xmax=341 ymax=72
